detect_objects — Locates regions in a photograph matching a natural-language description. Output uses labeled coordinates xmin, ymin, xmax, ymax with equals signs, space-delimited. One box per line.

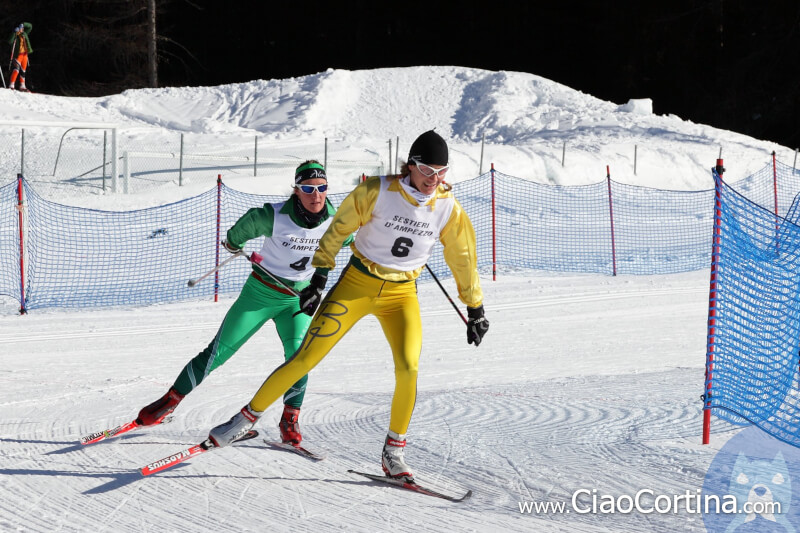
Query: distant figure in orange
xmin=8 ymin=23 xmax=32 ymax=91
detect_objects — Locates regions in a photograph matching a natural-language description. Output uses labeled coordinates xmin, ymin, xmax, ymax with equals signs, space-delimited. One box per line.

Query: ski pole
xmin=9 ymin=34 xmax=15 ymax=80
xmin=188 ymin=251 xmax=300 ymax=297
xmin=0 ymin=40 xmax=6 ymax=88
xmin=251 ymin=256 xmax=300 ymax=297
xmin=425 ymin=264 xmax=468 ymax=325
xmin=187 ymin=251 xmax=246 ymax=287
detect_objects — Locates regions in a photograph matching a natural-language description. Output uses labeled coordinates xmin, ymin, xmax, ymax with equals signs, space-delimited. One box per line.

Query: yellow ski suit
xmin=248 ymin=175 xmax=483 ymax=435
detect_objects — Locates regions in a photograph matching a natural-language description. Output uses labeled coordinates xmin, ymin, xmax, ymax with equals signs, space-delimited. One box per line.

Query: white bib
xmin=256 ymin=201 xmax=332 ymax=281
xmin=355 ymin=177 xmax=454 ymax=271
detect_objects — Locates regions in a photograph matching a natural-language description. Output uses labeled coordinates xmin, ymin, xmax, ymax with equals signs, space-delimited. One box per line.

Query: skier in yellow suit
xmin=208 ymin=130 xmax=490 ymax=481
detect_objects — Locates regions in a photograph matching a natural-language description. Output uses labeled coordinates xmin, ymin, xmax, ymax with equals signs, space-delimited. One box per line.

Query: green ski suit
xmin=172 ymin=195 xmax=352 ymax=408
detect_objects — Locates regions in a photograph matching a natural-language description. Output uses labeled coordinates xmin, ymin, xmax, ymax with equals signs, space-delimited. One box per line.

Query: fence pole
xmin=254 ymin=136 xmax=258 ymax=176
xmin=20 ymin=129 xmax=24 ymax=176
xmin=111 ymin=128 xmax=118 ymax=193
xmin=102 ymin=131 xmax=108 ymax=192
xmin=214 ymin=174 xmax=222 ymax=303
xmin=16 ymin=174 xmax=26 ymax=314
xmin=634 ymin=145 xmax=638 ymax=175
xmin=123 ymin=151 xmax=129 ymax=194
xmin=606 ymin=165 xmax=617 ymax=276
xmin=388 ymin=139 xmax=392 ymax=175
xmin=794 ymin=148 xmax=798 ymax=173
xmin=324 ymin=137 xmax=328 ymax=170
xmin=562 ymin=141 xmax=566 ymax=167
xmin=179 ymin=133 xmax=184 ymax=186
xmin=703 ymin=158 xmax=725 ymax=445
xmin=396 ymin=136 xmax=399 ymax=174
xmin=491 ymin=163 xmax=497 ymax=281
xmin=479 ymin=132 xmax=485 ymax=175
xmin=772 ymin=151 xmax=778 ymax=217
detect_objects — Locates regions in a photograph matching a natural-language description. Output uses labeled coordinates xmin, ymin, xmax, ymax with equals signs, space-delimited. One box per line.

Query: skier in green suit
xmin=136 ymin=160 xmax=352 ymax=446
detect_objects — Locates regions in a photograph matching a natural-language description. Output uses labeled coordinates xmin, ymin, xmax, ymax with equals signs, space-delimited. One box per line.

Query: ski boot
xmin=279 ymin=405 xmax=303 ymax=445
xmin=381 ymin=430 xmax=414 ymax=482
xmin=137 ymin=387 xmax=184 ymax=426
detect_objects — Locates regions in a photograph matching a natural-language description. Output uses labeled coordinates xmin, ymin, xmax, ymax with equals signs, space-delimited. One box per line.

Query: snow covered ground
xmin=0 ymin=66 xmax=792 ymax=532
xmin=1 ymin=270 xmax=725 ymax=532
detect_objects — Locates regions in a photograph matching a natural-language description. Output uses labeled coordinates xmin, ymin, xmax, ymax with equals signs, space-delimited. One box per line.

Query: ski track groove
xmin=0 ymin=286 xmax=705 ymax=344
xmin=0 ymin=274 xmax=716 ymax=532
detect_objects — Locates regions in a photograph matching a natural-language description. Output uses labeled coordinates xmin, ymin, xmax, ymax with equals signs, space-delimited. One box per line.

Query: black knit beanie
xmin=408 ymin=130 xmax=448 ymax=166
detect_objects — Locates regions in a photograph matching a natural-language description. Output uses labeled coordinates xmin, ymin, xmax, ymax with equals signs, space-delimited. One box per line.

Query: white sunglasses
xmin=411 ymin=158 xmax=449 ymax=178
xmin=294 ymin=183 xmax=328 ymax=194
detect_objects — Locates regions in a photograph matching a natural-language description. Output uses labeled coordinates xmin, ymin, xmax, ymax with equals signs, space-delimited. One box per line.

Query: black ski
xmin=347 ymin=470 xmax=472 ymax=502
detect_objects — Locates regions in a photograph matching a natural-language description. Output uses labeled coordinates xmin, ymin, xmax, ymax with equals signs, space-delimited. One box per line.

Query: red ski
xmin=80 ymin=416 xmax=173 ymax=446
xmin=140 ymin=430 xmax=259 ymax=476
xmin=347 ymin=470 xmax=472 ymax=502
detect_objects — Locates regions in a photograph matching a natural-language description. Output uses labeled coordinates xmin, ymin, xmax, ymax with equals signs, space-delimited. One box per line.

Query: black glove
xmin=222 ymin=240 xmax=242 ymax=255
xmin=466 ymin=305 xmax=489 ymax=346
xmin=298 ymin=272 xmax=327 ymax=316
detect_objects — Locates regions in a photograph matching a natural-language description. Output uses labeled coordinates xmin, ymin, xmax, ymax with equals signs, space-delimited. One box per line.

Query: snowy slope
xmin=0 ymin=66 xmax=790 ymax=202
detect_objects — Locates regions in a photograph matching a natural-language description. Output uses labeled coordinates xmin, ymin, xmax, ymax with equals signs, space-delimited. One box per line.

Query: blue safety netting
xmin=18 ymin=182 xmax=353 ymax=310
xmin=24 ymin=184 xmax=221 ymax=309
xmin=442 ymin=171 xmax=715 ymax=277
xmin=705 ymin=170 xmax=800 ymax=447
xmin=610 ymin=182 xmax=714 ymax=275
xmin=2 ymin=161 xmax=799 ymax=311
xmin=729 ymin=160 xmax=800 ymax=218
xmin=424 ymin=172 xmax=715 ymax=279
